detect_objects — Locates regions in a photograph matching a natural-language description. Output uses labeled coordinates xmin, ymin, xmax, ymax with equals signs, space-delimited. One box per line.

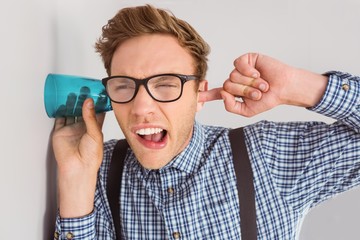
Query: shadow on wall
xmin=43 ymin=135 xmax=57 ymax=240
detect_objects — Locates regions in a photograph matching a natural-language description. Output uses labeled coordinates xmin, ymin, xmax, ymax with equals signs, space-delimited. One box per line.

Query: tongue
xmin=143 ymin=132 xmax=163 ymax=142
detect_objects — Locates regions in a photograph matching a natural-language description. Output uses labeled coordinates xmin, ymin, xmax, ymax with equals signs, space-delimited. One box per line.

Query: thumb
xmin=220 ymin=90 xmax=247 ymax=116
xmin=82 ymin=98 xmax=103 ymax=140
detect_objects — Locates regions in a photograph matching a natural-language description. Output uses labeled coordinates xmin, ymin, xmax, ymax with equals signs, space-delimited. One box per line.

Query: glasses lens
xmin=106 ymin=77 xmax=136 ymax=103
xmin=148 ymin=75 xmax=182 ymax=101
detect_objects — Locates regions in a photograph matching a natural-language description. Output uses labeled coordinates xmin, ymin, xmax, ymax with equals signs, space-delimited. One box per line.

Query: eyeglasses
xmin=102 ymin=73 xmax=199 ymax=103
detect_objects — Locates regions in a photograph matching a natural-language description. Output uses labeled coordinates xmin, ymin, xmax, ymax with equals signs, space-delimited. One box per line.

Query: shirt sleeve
xmin=309 ymin=71 xmax=360 ymax=132
xmin=54 ymin=210 xmax=96 ymax=240
xmin=246 ymin=71 xmax=360 ymax=214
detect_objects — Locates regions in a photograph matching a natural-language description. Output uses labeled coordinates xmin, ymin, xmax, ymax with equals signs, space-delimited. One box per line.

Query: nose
xmin=130 ymin=85 xmax=156 ymax=116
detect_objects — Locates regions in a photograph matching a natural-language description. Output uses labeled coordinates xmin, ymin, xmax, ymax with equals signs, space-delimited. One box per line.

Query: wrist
xmin=284 ymin=68 xmax=328 ymax=107
xmin=57 ymin=171 xmax=98 ymax=218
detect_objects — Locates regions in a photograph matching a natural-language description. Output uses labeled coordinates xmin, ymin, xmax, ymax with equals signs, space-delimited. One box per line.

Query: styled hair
xmin=95 ymin=4 xmax=210 ymax=79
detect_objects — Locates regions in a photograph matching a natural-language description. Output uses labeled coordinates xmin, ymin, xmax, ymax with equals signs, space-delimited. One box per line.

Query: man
xmin=52 ymin=4 xmax=360 ymax=240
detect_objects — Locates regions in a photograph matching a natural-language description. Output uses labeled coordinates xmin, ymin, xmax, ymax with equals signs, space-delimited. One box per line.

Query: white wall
xmin=1 ymin=0 xmax=359 ymax=239
xmin=0 ymin=0 xmax=57 ymax=239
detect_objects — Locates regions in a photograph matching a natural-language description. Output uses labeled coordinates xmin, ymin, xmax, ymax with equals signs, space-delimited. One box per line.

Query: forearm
xmin=58 ymin=169 xmax=98 ymax=218
xmin=53 ymin=156 xmax=115 ymax=239
xmin=284 ymin=67 xmax=329 ymax=107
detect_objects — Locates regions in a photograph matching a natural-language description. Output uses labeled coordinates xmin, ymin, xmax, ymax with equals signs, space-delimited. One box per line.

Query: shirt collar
xmin=162 ymin=121 xmax=205 ymax=174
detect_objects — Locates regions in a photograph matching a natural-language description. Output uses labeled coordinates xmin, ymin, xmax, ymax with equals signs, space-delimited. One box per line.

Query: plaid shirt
xmin=55 ymin=72 xmax=360 ymax=239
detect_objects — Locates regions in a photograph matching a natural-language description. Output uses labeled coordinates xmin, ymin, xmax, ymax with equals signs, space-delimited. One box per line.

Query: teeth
xmin=136 ymin=128 xmax=163 ymax=135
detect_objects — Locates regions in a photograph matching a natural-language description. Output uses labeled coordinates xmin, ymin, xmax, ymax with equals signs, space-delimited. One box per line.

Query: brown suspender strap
xmin=229 ymin=127 xmax=257 ymax=240
xmin=107 ymin=127 xmax=257 ymax=240
xmin=107 ymin=139 xmax=128 ymax=240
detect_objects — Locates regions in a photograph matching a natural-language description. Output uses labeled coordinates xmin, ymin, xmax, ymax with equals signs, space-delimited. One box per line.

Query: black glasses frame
xmin=102 ymin=73 xmax=199 ymax=103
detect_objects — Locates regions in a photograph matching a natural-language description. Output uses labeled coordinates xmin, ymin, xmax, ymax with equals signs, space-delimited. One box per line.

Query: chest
xmin=120 ymin=153 xmax=242 ymax=239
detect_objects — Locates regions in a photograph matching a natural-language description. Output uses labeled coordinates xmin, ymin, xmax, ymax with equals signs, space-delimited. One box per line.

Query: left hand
xmin=199 ymin=53 xmax=328 ymax=117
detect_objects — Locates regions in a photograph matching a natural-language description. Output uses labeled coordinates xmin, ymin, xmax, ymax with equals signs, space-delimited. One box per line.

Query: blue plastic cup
xmin=44 ymin=73 xmax=112 ymax=118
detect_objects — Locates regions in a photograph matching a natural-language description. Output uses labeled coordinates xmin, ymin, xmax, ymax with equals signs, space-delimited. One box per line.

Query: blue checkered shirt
xmin=55 ymin=71 xmax=360 ymax=239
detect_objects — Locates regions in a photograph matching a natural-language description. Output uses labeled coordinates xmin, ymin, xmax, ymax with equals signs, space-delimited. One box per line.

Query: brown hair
xmin=95 ymin=4 xmax=210 ymax=79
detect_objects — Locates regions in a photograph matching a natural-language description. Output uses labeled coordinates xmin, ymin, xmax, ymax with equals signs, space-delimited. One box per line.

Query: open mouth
xmin=136 ymin=127 xmax=167 ymax=143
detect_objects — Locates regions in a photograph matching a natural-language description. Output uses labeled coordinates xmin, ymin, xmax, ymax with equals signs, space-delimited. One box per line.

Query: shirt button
xmin=167 ymin=187 xmax=174 ymax=194
xmin=173 ymin=231 xmax=180 ymax=239
xmin=342 ymin=83 xmax=350 ymax=91
xmin=54 ymin=231 xmax=60 ymax=240
xmin=66 ymin=232 xmax=74 ymax=240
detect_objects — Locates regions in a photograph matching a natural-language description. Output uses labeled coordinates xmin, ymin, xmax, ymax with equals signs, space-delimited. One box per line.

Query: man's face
xmin=110 ymin=34 xmax=207 ymax=169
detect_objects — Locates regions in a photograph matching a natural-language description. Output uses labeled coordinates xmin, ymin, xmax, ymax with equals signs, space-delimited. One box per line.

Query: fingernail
xmin=87 ymin=99 xmax=94 ymax=109
xmin=251 ymin=91 xmax=259 ymax=99
xmin=259 ymin=83 xmax=266 ymax=91
xmin=252 ymin=73 xmax=258 ymax=78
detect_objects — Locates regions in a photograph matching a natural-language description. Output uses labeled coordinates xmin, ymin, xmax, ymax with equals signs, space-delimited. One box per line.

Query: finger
xmin=82 ymin=98 xmax=103 ymax=141
xmin=220 ymin=90 xmax=252 ymax=117
xmin=220 ymin=90 xmax=245 ymax=116
xmin=95 ymin=89 xmax=109 ymax=113
xmin=54 ymin=117 xmax=66 ymax=131
xmin=229 ymin=69 xmax=269 ymax=92
xmin=55 ymin=105 xmax=66 ymax=118
xmin=74 ymin=86 xmax=90 ymax=116
xmin=76 ymin=116 xmax=84 ymax=123
xmin=65 ymin=116 xmax=76 ymax=125
xmin=223 ymin=79 xmax=262 ymax=101
xmin=65 ymin=93 xmax=77 ymax=116
xmin=198 ymin=87 xmax=223 ymax=102
xmin=233 ymin=53 xmax=261 ymax=78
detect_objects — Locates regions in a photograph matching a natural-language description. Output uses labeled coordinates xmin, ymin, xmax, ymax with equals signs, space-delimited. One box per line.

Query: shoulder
xmin=198 ymin=123 xmax=232 ymax=162
xmin=243 ymin=120 xmax=329 ymax=140
xmin=201 ymin=123 xmax=229 ymax=142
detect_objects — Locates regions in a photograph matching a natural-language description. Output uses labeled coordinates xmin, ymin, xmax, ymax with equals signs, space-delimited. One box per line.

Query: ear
xmin=196 ymin=80 xmax=208 ymax=112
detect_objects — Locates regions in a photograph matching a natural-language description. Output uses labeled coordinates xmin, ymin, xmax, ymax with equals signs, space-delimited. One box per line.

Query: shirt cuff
xmin=54 ymin=209 xmax=96 ymax=240
xmin=308 ymin=71 xmax=360 ymax=119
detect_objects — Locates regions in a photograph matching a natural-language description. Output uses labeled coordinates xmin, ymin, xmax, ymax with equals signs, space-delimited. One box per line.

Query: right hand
xmin=52 ymin=97 xmax=105 ymax=218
